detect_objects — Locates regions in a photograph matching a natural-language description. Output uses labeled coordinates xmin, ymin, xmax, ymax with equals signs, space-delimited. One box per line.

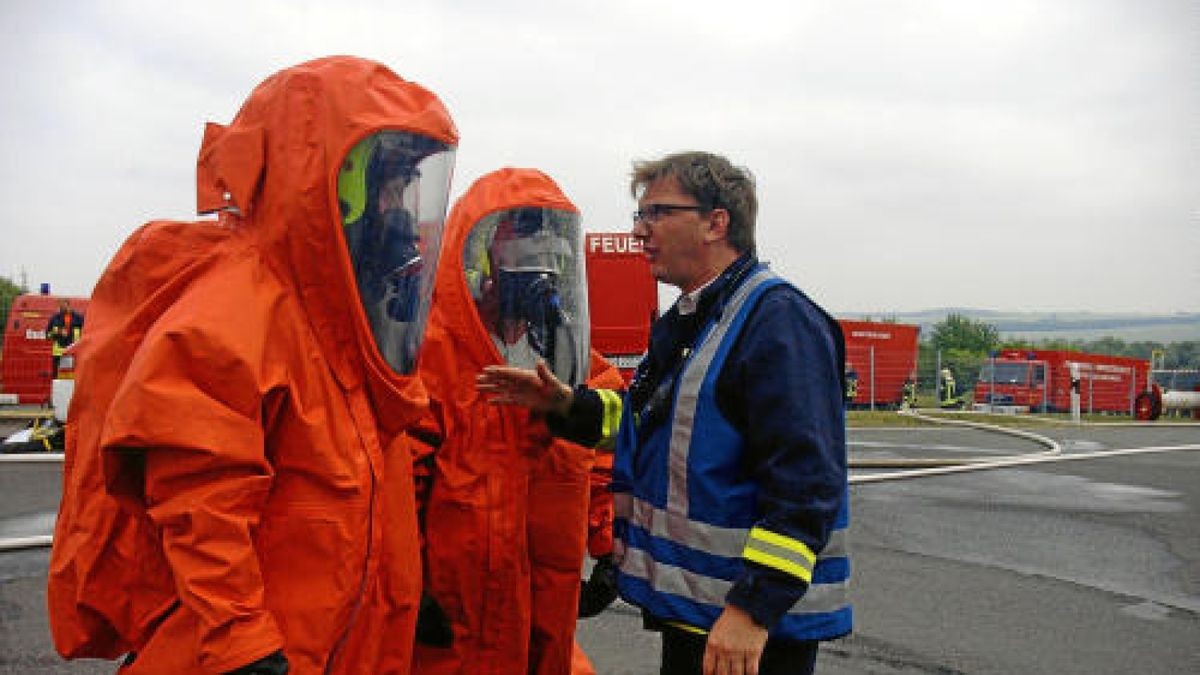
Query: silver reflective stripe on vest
xmin=665 ymin=268 xmax=774 ymax=513
xmin=615 ymin=492 xmax=745 ymax=556
xmin=619 ymin=492 xmax=854 ymax=559
xmin=620 ymin=538 xmax=850 ymax=616
xmin=614 ymin=493 xmax=848 ymax=560
xmin=614 ymin=487 xmax=849 ymax=557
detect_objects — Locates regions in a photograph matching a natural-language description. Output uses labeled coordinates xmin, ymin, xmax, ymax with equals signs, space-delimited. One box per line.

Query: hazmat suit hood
xmin=423 ymin=168 xmax=589 ymax=402
xmin=196 ymin=55 xmax=458 ymax=433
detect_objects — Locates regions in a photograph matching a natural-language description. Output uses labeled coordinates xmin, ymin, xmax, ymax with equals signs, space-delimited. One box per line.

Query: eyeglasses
xmin=631 ymin=203 xmax=705 ymax=226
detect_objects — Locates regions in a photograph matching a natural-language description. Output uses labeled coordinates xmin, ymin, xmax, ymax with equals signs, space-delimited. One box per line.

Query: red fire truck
xmin=839 ymin=320 xmax=920 ymax=409
xmin=585 ymin=233 xmax=658 ymax=383
xmin=1 ymin=292 xmax=89 ymax=405
xmin=974 ymin=349 xmax=1149 ymax=414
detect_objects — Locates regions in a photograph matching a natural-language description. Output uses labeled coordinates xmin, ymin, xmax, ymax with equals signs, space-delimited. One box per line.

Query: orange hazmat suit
xmin=47 ymin=56 xmax=458 ymax=674
xmin=412 ymin=169 xmax=624 ymax=674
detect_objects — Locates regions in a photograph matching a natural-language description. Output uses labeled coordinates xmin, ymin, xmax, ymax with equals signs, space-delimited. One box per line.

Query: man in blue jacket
xmin=478 ymin=151 xmax=850 ymax=675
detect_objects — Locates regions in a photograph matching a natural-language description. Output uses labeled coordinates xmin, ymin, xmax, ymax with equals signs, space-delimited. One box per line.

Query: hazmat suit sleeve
xmin=100 ymin=284 xmax=286 ymax=672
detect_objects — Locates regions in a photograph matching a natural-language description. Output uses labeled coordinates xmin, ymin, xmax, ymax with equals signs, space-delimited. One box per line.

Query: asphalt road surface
xmin=3 ymin=420 xmax=1198 ymax=673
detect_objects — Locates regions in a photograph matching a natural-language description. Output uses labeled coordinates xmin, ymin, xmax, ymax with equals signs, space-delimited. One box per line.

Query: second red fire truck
xmin=974 ymin=349 xmax=1149 ymax=414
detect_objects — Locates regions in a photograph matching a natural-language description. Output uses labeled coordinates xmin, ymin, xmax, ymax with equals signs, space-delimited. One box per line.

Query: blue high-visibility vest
xmin=612 ymin=268 xmax=852 ymax=641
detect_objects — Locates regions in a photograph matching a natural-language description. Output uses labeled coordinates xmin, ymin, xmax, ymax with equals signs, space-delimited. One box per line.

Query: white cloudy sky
xmin=1 ymin=0 xmax=1196 ymax=314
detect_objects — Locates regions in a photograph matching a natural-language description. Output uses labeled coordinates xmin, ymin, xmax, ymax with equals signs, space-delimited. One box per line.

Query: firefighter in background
xmin=45 ymin=299 xmax=83 ymax=378
xmin=844 ymin=366 xmax=859 ymax=407
xmin=902 ymin=378 xmax=917 ymax=409
xmin=939 ymin=367 xmax=961 ymax=408
xmin=47 ymin=57 xmax=458 ymax=674
xmin=412 ymin=168 xmax=625 ymax=675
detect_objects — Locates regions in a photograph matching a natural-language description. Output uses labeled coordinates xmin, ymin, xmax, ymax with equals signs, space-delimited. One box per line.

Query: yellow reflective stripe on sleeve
xmin=744 ymin=547 xmax=811 ymax=578
xmin=749 ymin=527 xmax=817 ymax=565
xmin=597 ymin=388 xmax=623 ymax=450
xmin=742 ymin=526 xmax=816 ymax=582
xmin=744 ymin=548 xmax=813 ymax=583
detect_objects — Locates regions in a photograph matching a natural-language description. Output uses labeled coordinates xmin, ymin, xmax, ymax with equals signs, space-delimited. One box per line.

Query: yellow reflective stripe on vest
xmin=597 ymin=388 xmax=623 ymax=451
xmin=743 ymin=527 xmax=816 ymax=583
xmin=666 ymin=621 xmax=708 ymax=635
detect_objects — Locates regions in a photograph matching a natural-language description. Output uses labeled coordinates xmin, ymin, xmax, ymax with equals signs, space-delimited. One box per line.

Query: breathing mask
xmin=464 ymin=206 xmax=588 ymax=386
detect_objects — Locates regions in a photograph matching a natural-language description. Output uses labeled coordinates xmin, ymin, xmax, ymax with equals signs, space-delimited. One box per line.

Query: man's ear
xmin=704 ymin=208 xmax=730 ymax=244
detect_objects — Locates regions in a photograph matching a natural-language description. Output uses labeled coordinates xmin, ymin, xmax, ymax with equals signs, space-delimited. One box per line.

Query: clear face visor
xmin=464 ymin=207 xmax=589 ymax=386
xmin=338 ymin=130 xmax=456 ymax=375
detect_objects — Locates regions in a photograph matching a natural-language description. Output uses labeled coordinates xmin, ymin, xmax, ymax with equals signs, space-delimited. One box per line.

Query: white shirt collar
xmin=677 ymin=274 xmax=719 ymax=316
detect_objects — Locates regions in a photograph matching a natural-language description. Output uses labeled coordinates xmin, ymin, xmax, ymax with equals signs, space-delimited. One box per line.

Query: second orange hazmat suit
xmin=412 ymin=169 xmax=624 ymax=674
xmin=47 ymin=56 xmax=459 ymax=674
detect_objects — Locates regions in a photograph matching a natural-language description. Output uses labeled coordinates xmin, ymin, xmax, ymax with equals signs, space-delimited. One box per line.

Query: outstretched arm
xmin=476 ymin=360 xmax=574 ymax=415
xmin=478 ymin=359 xmax=625 ymax=449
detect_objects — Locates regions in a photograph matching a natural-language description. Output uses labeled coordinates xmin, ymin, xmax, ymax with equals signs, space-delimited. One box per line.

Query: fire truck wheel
xmin=1134 ymin=391 xmax=1161 ymax=421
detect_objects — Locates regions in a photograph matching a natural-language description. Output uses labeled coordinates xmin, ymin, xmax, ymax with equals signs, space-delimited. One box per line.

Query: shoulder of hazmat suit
xmin=412 ymin=168 xmax=623 ymax=675
xmin=47 ymin=55 xmax=458 ymax=675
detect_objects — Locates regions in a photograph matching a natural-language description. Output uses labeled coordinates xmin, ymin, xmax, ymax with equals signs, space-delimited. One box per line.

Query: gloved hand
xmin=578 ymin=554 xmax=618 ymax=618
xmin=415 ymin=591 xmax=454 ymax=648
xmin=224 ymin=650 xmax=289 ymax=674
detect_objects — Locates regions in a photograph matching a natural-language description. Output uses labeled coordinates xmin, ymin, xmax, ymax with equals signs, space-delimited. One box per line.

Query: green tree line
xmin=925 ymin=312 xmax=1199 ymax=367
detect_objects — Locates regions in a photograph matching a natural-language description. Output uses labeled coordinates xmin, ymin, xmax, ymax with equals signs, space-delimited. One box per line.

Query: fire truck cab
xmin=975 ymin=357 xmax=1049 ymax=410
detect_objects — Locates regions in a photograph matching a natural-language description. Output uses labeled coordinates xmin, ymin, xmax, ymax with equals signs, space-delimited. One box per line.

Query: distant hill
xmin=836 ymin=309 xmax=1200 ymax=343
